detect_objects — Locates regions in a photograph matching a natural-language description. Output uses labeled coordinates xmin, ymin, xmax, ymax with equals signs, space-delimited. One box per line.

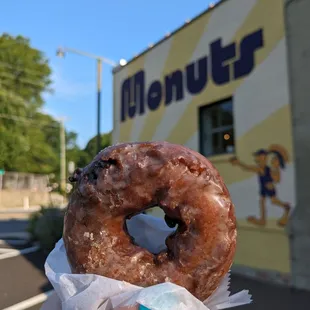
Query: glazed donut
xmin=63 ymin=141 xmax=236 ymax=301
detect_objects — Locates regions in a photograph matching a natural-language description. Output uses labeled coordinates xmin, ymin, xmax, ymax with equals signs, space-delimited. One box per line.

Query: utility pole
xmin=60 ymin=118 xmax=66 ymax=193
xmin=97 ymin=59 xmax=102 ymax=153
xmin=56 ymin=47 xmax=125 ymax=155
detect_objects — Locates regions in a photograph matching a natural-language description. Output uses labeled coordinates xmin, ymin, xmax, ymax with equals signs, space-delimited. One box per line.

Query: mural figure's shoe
xmin=277 ymin=204 xmax=291 ymax=227
xmin=246 ymin=216 xmax=266 ymax=226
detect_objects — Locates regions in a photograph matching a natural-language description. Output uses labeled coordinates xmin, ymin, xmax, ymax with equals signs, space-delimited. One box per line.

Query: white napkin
xmin=45 ymin=214 xmax=252 ymax=310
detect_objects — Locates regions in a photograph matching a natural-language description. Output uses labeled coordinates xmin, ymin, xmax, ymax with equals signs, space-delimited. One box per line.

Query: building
xmin=112 ymin=0 xmax=310 ymax=292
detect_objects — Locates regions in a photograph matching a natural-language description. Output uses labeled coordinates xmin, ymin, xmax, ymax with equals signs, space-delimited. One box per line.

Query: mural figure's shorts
xmin=260 ymin=186 xmax=276 ymax=197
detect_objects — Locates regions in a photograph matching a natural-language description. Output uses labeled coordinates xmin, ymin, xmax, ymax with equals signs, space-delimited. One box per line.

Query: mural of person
xmin=230 ymin=145 xmax=291 ymax=227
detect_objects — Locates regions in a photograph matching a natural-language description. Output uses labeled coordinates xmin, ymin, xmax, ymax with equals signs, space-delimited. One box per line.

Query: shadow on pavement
xmin=230 ymin=274 xmax=310 ymax=310
xmin=0 ymin=218 xmax=53 ymax=309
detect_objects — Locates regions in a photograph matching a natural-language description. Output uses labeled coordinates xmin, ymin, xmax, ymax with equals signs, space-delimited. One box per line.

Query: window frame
xmin=198 ymin=97 xmax=235 ymax=158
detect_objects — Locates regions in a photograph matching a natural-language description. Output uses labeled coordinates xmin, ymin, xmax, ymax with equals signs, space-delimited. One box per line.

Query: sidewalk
xmin=0 ymin=206 xmax=41 ymax=213
xmin=0 ymin=205 xmax=66 ymax=220
xmin=0 ymin=205 xmax=66 ymax=213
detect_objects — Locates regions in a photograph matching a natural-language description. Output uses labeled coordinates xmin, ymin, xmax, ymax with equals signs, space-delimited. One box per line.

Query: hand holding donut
xmin=63 ymin=141 xmax=237 ymax=301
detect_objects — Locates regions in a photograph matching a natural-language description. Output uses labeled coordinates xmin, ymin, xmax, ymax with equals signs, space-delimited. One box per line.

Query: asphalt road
xmin=1 ymin=217 xmax=310 ymax=309
xmin=0 ymin=216 xmax=51 ymax=310
xmin=0 ymin=247 xmax=52 ymax=309
xmin=231 ymin=275 xmax=310 ymax=310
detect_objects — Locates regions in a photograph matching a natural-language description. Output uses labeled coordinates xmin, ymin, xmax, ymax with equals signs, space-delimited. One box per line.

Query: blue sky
xmin=2 ymin=0 xmax=214 ymax=147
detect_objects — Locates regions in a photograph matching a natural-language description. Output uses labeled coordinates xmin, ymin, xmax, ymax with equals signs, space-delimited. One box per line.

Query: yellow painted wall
xmin=113 ymin=0 xmax=294 ymax=275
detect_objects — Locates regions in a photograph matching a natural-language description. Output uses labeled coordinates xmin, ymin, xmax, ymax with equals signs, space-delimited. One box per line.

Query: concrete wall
xmin=285 ymin=0 xmax=310 ymax=291
xmin=0 ymin=190 xmax=65 ymax=209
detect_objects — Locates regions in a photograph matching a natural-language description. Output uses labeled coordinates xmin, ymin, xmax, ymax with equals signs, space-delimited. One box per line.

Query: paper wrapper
xmin=45 ymin=214 xmax=252 ymax=310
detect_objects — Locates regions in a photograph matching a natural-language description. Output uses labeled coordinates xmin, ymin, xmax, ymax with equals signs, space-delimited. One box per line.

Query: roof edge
xmin=113 ymin=0 xmax=226 ymax=75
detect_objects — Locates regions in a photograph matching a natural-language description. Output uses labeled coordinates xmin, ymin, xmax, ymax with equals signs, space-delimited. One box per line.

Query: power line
xmin=0 ymin=113 xmax=60 ymax=128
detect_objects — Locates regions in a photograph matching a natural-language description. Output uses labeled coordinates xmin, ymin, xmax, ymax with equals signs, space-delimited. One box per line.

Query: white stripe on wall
xmin=184 ymin=132 xmax=198 ymax=150
xmin=184 ymin=39 xmax=290 ymax=151
xmin=130 ymin=37 xmax=173 ymax=141
xmin=152 ymin=0 xmax=258 ymax=142
xmin=234 ymin=38 xmax=289 ymax=138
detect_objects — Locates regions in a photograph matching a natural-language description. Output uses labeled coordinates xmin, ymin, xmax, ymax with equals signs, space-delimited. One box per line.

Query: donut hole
xmin=125 ymin=206 xmax=181 ymax=255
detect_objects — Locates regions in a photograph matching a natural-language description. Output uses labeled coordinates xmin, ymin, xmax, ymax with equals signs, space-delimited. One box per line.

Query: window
xmin=199 ymin=98 xmax=235 ymax=157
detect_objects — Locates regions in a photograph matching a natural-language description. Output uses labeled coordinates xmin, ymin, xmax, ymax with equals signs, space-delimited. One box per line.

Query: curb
xmin=0 ymin=232 xmax=31 ymax=240
xmin=0 ymin=205 xmax=67 ymax=214
xmin=0 ymin=206 xmax=41 ymax=214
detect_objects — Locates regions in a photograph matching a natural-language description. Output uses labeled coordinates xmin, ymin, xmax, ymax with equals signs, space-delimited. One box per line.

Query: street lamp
xmin=119 ymin=58 xmax=127 ymax=66
xmin=56 ymin=46 xmax=126 ymax=154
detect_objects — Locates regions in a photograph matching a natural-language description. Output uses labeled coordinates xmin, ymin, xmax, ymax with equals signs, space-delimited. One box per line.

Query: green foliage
xmin=0 ymin=33 xmax=55 ymax=173
xmin=84 ymin=132 xmax=112 ymax=157
xmin=0 ymin=33 xmax=52 ymax=108
xmin=28 ymin=208 xmax=42 ymax=239
xmin=0 ymin=33 xmax=112 ymax=182
xmin=76 ymin=132 xmax=112 ymax=168
xmin=0 ymin=33 xmax=79 ymax=177
xmin=28 ymin=206 xmax=65 ymax=253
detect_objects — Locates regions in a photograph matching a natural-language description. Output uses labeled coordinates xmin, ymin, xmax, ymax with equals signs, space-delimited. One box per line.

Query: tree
xmin=0 ymin=33 xmax=111 ymax=182
xmin=0 ymin=33 xmax=52 ymax=109
xmin=0 ymin=34 xmax=66 ymax=176
xmin=84 ymin=132 xmax=112 ymax=158
xmin=72 ymin=132 xmax=112 ymax=169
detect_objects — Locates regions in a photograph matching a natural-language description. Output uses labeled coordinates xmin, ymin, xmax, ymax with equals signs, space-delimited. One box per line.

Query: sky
xmin=1 ymin=0 xmax=214 ymax=147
